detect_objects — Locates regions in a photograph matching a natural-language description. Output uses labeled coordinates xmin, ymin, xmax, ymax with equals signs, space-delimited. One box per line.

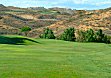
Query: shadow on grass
xmin=0 ymin=36 xmax=38 ymax=45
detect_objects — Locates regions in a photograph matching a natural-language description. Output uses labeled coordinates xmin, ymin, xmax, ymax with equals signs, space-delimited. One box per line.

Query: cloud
xmin=0 ymin=0 xmax=111 ymax=10
xmin=94 ymin=1 xmax=111 ymax=6
xmin=72 ymin=0 xmax=89 ymax=4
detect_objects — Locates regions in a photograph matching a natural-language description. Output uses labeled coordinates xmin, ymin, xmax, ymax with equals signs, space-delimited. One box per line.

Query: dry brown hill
xmin=39 ymin=8 xmax=111 ymax=37
xmin=0 ymin=5 xmax=111 ymax=37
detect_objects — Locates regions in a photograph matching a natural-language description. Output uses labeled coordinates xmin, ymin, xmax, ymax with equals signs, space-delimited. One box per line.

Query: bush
xmin=21 ymin=26 xmax=31 ymax=36
xmin=85 ymin=29 xmax=95 ymax=42
xmin=103 ymin=35 xmax=111 ymax=44
xmin=40 ymin=28 xmax=55 ymax=39
xmin=76 ymin=30 xmax=86 ymax=42
xmin=95 ymin=29 xmax=105 ymax=42
xmin=76 ymin=29 xmax=111 ymax=43
xmin=60 ymin=28 xmax=75 ymax=41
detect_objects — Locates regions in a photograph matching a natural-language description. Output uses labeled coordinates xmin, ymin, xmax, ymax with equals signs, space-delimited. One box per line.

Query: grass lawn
xmin=0 ymin=36 xmax=111 ymax=78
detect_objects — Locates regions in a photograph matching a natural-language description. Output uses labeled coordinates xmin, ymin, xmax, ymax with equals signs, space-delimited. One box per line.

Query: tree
xmin=103 ymin=35 xmax=110 ymax=44
xmin=60 ymin=28 xmax=75 ymax=41
xmin=76 ymin=29 xmax=95 ymax=42
xmin=95 ymin=29 xmax=104 ymax=42
xmin=95 ymin=29 xmax=111 ymax=43
xmin=40 ymin=28 xmax=55 ymax=39
xmin=76 ymin=30 xmax=86 ymax=42
xmin=85 ymin=29 xmax=95 ymax=42
xmin=76 ymin=29 xmax=111 ymax=43
xmin=21 ymin=26 xmax=31 ymax=36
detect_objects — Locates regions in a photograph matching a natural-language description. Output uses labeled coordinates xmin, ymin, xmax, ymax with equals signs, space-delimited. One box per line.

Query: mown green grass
xmin=0 ymin=36 xmax=111 ymax=78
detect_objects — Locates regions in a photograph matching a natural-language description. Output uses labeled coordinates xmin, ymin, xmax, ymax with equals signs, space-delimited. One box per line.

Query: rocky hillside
xmin=45 ymin=8 xmax=111 ymax=36
xmin=0 ymin=4 xmax=111 ymax=37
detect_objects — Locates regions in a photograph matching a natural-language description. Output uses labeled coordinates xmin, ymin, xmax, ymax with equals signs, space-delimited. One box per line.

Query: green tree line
xmin=40 ymin=28 xmax=111 ymax=44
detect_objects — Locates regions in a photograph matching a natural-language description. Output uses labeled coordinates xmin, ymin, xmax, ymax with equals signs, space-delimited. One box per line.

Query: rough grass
xmin=0 ymin=36 xmax=111 ymax=78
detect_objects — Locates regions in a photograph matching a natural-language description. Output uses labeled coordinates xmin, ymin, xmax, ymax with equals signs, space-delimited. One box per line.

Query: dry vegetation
xmin=0 ymin=4 xmax=111 ymax=37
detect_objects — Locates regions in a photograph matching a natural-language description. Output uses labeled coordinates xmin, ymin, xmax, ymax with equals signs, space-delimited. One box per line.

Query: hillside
xmin=46 ymin=8 xmax=111 ymax=36
xmin=29 ymin=8 xmax=111 ymax=37
xmin=0 ymin=4 xmax=111 ymax=37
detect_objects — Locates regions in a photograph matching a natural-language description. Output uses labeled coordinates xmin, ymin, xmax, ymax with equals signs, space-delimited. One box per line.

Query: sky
xmin=0 ymin=0 xmax=111 ymax=10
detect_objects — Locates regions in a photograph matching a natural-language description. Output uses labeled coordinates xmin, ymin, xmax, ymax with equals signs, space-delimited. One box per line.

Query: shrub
xmin=103 ymin=35 xmax=111 ymax=44
xmin=21 ymin=26 xmax=31 ymax=36
xmin=85 ymin=29 xmax=95 ymax=42
xmin=76 ymin=30 xmax=86 ymax=42
xmin=76 ymin=29 xmax=110 ymax=43
xmin=95 ymin=29 xmax=104 ymax=42
xmin=40 ymin=28 xmax=55 ymax=39
xmin=60 ymin=28 xmax=75 ymax=41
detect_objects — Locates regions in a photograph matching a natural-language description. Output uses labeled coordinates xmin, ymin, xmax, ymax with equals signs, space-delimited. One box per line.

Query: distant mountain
xmin=49 ymin=7 xmax=74 ymax=15
xmin=0 ymin=4 xmax=9 ymax=11
xmin=0 ymin=4 xmax=5 ymax=7
xmin=28 ymin=7 xmax=47 ymax=11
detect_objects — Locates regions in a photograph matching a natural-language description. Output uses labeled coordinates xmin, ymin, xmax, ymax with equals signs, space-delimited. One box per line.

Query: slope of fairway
xmin=0 ymin=37 xmax=111 ymax=78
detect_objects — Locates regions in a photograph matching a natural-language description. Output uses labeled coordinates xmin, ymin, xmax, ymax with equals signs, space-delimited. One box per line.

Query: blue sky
xmin=0 ymin=0 xmax=111 ymax=10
